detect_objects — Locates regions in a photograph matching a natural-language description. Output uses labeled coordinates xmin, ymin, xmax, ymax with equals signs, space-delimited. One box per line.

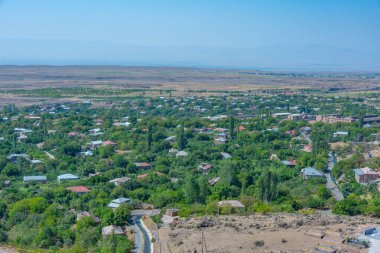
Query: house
xmin=80 ymin=150 xmax=94 ymax=156
xmin=7 ymin=153 xmax=29 ymax=161
xmin=23 ymin=176 xmax=47 ymax=183
xmin=68 ymin=131 xmax=79 ymax=137
xmin=76 ymin=211 xmax=101 ymax=223
xmin=214 ymin=137 xmax=227 ymax=145
xmin=354 ymin=167 xmax=379 ymax=184
xmin=47 ymin=130 xmax=57 ymax=135
xmin=137 ymin=173 xmax=149 ymax=179
xmin=17 ymin=134 xmax=28 ymax=141
xmin=134 ymin=162 xmax=152 ymax=170
xmin=214 ymin=132 xmax=227 ymax=139
xmin=89 ymin=140 xmax=103 ymax=149
xmin=168 ymin=148 xmax=178 ymax=156
xmin=109 ymin=177 xmax=132 ymax=186
xmin=301 ymin=167 xmax=324 ymax=179
xmin=300 ymin=126 xmax=312 ymax=134
xmin=272 ymin=112 xmax=291 ymax=118
xmin=175 ymin=151 xmax=188 ymax=158
xmin=89 ymin=128 xmax=103 ymax=136
xmin=165 ymin=136 xmax=176 ymax=143
xmin=302 ymin=144 xmax=312 ymax=153
xmin=281 ymin=160 xmax=297 ymax=167
xmin=103 ymin=140 xmax=117 ymax=146
xmin=31 ymin=159 xmax=42 ymax=164
xmin=14 ymin=128 xmax=33 ymax=134
xmin=102 ymin=225 xmax=124 ymax=236
xmin=208 ymin=177 xmax=220 ymax=186
xmin=36 ymin=142 xmax=45 ymax=148
xmin=221 ymin=152 xmax=232 ymax=159
xmin=316 ymin=115 xmax=356 ymax=124
xmin=108 ymin=197 xmax=130 ymax=208
xmin=217 ymin=200 xmax=245 ymax=209
xmin=66 ymin=186 xmax=91 ymax=193
xmin=113 ymin=122 xmax=131 ymax=127
xmin=57 ymin=174 xmax=79 ymax=183
xmin=333 ymin=131 xmax=349 ymax=138
xmin=198 ymin=163 xmax=212 ymax=174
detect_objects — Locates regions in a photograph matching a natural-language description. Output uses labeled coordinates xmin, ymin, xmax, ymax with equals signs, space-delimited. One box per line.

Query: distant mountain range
xmin=0 ymin=39 xmax=379 ymax=71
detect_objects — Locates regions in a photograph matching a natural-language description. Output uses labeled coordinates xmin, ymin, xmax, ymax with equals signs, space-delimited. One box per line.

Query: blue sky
xmin=0 ymin=0 xmax=379 ymax=70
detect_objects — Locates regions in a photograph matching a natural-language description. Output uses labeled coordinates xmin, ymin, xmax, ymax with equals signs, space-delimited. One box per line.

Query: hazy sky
xmin=0 ymin=0 xmax=380 ymax=70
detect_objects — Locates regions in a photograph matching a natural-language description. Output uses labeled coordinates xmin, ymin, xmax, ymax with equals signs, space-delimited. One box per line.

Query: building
xmin=89 ymin=128 xmax=103 ymax=136
xmin=7 ymin=153 xmax=29 ymax=162
xmin=102 ymin=225 xmax=124 ymax=236
xmin=272 ymin=112 xmax=291 ymax=118
xmin=214 ymin=137 xmax=227 ymax=145
xmin=175 ymin=151 xmax=188 ymax=158
xmin=88 ymin=140 xmax=103 ymax=149
xmin=134 ymin=162 xmax=152 ymax=169
xmin=109 ymin=177 xmax=132 ymax=186
xmin=221 ymin=152 xmax=232 ymax=159
xmin=23 ymin=176 xmax=47 ymax=183
xmin=333 ymin=131 xmax=349 ymax=138
xmin=281 ymin=160 xmax=297 ymax=167
xmin=108 ymin=197 xmax=130 ymax=208
xmin=198 ymin=163 xmax=212 ymax=174
xmin=217 ymin=200 xmax=245 ymax=209
xmin=301 ymin=167 xmax=324 ymax=179
xmin=208 ymin=177 xmax=220 ymax=186
xmin=354 ymin=167 xmax=379 ymax=184
xmin=103 ymin=140 xmax=117 ymax=146
xmin=76 ymin=211 xmax=101 ymax=223
xmin=316 ymin=115 xmax=356 ymax=124
xmin=66 ymin=186 xmax=91 ymax=193
xmin=57 ymin=174 xmax=79 ymax=183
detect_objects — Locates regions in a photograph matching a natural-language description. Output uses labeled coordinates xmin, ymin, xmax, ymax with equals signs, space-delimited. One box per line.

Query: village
xmin=0 ymin=90 xmax=379 ymax=252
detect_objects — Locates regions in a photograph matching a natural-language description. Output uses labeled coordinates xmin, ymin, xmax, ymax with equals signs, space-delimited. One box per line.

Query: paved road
xmin=131 ymin=216 xmax=151 ymax=253
xmin=325 ymin=152 xmax=344 ymax=201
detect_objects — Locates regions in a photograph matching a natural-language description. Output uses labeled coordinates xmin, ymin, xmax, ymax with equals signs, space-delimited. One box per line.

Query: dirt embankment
xmin=158 ymin=212 xmax=380 ymax=253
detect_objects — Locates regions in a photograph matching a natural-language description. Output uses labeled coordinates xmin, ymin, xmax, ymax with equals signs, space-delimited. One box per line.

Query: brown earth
xmin=157 ymin=212 xmax=379 ymax=253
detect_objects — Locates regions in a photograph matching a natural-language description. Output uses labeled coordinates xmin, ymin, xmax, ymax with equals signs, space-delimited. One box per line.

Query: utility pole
xmin=201 ymin=229 xmax=207 ymax=253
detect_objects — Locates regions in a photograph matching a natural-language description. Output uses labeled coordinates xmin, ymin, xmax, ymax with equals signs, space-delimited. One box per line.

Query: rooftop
xmin=217 ymin=200 xmax=245 ymax=208
xmin=66 ymin=186 xmax=91 ymax=193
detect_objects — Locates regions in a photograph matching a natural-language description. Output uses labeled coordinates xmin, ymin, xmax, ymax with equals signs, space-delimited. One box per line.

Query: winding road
xmin=325 ymin=152 xmax=344 ymax=201
xmin=131 ymin=216 xmax=151 ymax=253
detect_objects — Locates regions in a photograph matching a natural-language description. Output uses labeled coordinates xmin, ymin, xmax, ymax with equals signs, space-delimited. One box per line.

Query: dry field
xmin=158 ymin=212 xmax=380 ymax=253
xmin=0 ymin=66 xmax=379 ymax=106
xmin=0 ymin=66 xmax=379 ymax=91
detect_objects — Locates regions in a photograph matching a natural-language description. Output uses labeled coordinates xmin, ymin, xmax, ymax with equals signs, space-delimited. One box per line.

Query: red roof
xmin=68 ymin=132 xmax=78 ymax=136
xmin=103 ymin=140 xmax=117 ymax=146
xmin=66 ymin=186 xmax=91 ymax=193
xmin=238 ymin=126 xmax=246 ymax=131
xmin=137 ymin=173 xmax=149 ymax=179
xmin=135 ymin=162 xmax=151 ymax=167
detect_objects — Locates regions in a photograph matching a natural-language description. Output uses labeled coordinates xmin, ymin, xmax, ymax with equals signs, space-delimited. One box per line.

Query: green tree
xmin=184 ymin=176 xmax=200 ymax=203
xmin=177 ymin=124 xmax=186 ymax=150
xmin=113 ymin=204 xmax=132 ymax=226
xmin=229 ymin=116 xmax=235 ymax=140
xmin=198 ymin=177 xmax=210 ymax=204
xmin=257 ymin=170 xmax=278 ymax=203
